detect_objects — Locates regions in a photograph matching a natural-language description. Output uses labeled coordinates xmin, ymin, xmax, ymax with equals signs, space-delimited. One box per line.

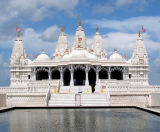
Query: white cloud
xmin=22 ymin=28 xmax=57 ymax=57
xmin=86 ymin=16 xmax=160 ymax=40
xmin=93 ymin=4 xmax=114 ymax=14
xmin=0 ymin=0 xmax=79 ymax=40
xmin=42 ymin=25 xmax=60 ymax=42
xmin=0 ymin=53 xmax=10 ymax=86
xmin=7 ymin=0 xmax=79 ymax=21
xmin=115 ymin=0 xmax=135 ymax=7
xmin=92 ymin=0 xmax=149 ymax=14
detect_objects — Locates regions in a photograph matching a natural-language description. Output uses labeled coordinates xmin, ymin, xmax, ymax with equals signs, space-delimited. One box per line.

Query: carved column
xmin=34 ymin=67 xmax=36 ymax=80
xmin=123 ymin=67 xmax=125 ymax=80
xmin=85 ymin=65 xmax=90 ymax=86
xmin=69 ymin=65 xmax=74 ymax=86
xmin=96 ymin=65 xmax=101 ymax=83
xmin=108 ymin=66 xmax=111 ymax=79
xmin=49 ymin=67 xmax=51 ymax=80
xmin=58 ymin=66 xmax=63 ymax=86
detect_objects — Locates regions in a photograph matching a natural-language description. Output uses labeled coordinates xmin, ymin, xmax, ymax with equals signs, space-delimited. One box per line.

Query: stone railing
xmin=0 ymin=87 xmax=28 ymax=93
xmin=28 ymin=80 xmax=60 ymax=93
xmin=108 ymin=84 xmax=160 ymax=93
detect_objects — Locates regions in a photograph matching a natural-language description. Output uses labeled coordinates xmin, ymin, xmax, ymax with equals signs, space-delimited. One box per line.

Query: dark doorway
xmin=63 ymin=69 xmax=70 ymax=86
xmin=99 ymin=69 xmax=108 ymax=79
xmin=111 ymin=70 xmax=123 ymax=80
xmin=89 ymin=68 xmax=96 ymax=92
xmin=74 ymin=69 xmax=85 ymax=85
xmin=36 ymin=71 xmax=48 ymax=80
xmin=52 ymin=70 xmax=60 ymax=79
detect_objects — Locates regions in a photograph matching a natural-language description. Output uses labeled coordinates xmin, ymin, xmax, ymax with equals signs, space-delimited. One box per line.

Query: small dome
xmin=27 ymin=59 xmax=33 ymax=64
xmin=109 ymin=50 xmax=123 ymax=61
xmin=63 ymin=49 xmax=97 ymax=60
xmin=127 ymin=59 xmax=131 ymax=63
xmin=36 ymin=50 xmax=50 ymax=61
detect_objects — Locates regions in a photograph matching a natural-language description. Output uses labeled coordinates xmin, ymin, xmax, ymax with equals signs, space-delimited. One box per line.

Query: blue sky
xmin=0 ymin=0 xmax=160 ymax=86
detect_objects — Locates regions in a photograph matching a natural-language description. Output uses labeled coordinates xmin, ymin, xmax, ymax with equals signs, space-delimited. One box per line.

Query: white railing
xmin=0 ymin=87 xmax=28 ymax=93
xmin=108 ymin=84 xmax=160 ymax=92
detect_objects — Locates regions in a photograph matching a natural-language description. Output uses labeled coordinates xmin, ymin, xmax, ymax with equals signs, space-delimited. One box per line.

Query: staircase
xmin=49 ymin=94 xmax=75 ymax=106
xmin=81 ymin=94 xmax=109 ymax=106
xmin=48 ymin=93 xmax=109 ymax=106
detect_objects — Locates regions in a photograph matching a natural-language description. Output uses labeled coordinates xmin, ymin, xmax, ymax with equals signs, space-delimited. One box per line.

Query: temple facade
xmin=1 ymin=20 xmax=160 ymax=107
xmin=10 ymin=22 xmax=149 ymax=88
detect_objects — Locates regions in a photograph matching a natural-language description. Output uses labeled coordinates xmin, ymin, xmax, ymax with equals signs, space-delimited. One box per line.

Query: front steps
xmin=48 ymin=93 xmax=109 ymax=106
xmin=81 ymin=94 xmax=109 ymax=106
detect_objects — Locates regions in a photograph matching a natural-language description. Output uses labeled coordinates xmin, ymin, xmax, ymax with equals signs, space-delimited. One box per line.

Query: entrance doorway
xmin=99 ymin=69 xmax=108 ymax=79
xmin=89 ymin=68 xmax=96 ymax=92
xmin=111 ymin=70 xmax=123 ymax=80
xmin=63 ymin=69 xmax=71 ymax=86
xmin=51 ymin=70 xmax=60 ymax=79
xmin=36 ymin=71 xmax=48 ymax=80
xmin=74 ymin=69 xmax=85 ymax=85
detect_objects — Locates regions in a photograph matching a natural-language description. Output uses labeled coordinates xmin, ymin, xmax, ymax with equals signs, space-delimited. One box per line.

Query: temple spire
xmin=16 ymin=25 xmax=21 ymax=38
xmin=96 ymin=24 xmax=98 ymax=32
xmin=138 ymin=30 xmax=141 ymax=37
xmin=61 ymin=25 xmax=64 ymax=32
xmin=78 ymin=17 xmax=81 ymax=26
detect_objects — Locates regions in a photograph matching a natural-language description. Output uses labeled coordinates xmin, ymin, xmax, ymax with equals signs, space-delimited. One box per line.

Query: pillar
xmin=58 ymin=66 xmax=63 ymax=86
xmin=123 ymin=67 xmax=125 ymax=80
xmin=108 ymin=67 xmax=111 ymax=79
xmin=69 ymin=65 xmax=74 ymax=86
xmin=34 ymin=67 xmax=36 ymax=80
xmin=85 ymin=65 xmax=90 ymax=86
xmin=96 ymin=66 xmax=101 ymax=83
xmin=49 ymin=67 xmax=51 ymax=80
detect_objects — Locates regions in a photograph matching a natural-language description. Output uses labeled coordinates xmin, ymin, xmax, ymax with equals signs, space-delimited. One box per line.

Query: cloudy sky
xmin=0 ymin=0 xmax=160 ymax=86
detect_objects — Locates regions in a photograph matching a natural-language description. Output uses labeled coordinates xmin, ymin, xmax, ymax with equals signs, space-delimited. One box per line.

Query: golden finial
xmin=16 ymin=24 xmax=21 ymax=38
xmin=114 ymin=48 xmax=117 ymax=52
xmin=96 ymin=24 xmax=98 ymax=32
xmin=138 ymin=30 xmax=141 ymax=37
xmin=61 ymin=25 xmax=64 ymax=32
xmin=78 ymin=17 xmax=81 ymax=26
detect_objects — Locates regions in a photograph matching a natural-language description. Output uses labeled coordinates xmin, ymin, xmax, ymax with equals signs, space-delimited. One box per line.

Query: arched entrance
xmin=63 ymin=68 xmax=70 ymax=86
xmin=89 ymin=68 xmax=96 ymax=92
xmin=99 ymin=69 xmax=108 ymax=79
xmin=111 ymin=70 xmax=123 ymax=80
xmin=36 ymin=71 xmax=48 ymax=80
xmin=74 ymin=69 xmax=85 ymax=85
xmin=51 ymin=70 xmax=60 ymax=79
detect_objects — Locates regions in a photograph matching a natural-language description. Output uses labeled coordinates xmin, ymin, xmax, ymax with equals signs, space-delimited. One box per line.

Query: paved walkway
xmin=146 ymin=107 xmax=160 ymax=113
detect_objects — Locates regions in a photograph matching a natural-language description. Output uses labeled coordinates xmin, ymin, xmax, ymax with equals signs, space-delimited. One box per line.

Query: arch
xmin=111 ymin=70 xmax=123 ymax=80
xmin=51 ymin=70 xmax=60 ymax=79
xmin=36 ymin=70 xmax=48 ymax=80
xmin=63 ymin=68 xmax=71 ymax=86
xmin=74 ymin=69 xmax=85 ymax=85
xmin=99 ymin=69 xmax=108 ymax=79
xmin=88 ymin=68 xmax=96 ymax=92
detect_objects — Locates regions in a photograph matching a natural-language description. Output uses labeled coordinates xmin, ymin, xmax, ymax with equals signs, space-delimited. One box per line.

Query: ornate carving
xmin=110 ymin=66 xmax=123 ymax=72
xmin=36 ymin=67 xmax=49 ymax=72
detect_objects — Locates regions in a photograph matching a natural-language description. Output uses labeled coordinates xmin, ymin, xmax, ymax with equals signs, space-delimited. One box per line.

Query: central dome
xmin=63 ymin=49 xmax=97 ymax=60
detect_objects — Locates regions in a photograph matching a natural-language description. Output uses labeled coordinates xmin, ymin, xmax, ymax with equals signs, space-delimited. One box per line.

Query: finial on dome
xmin=61 ymin=25 xmax=64 ymax=32
xmin=16 ymin=24 xmax=21 ymax=38
xmin=96 ymin=24 xmax=98 ymax=32
xmin=78 ymin=17 xmax=81 ymax=26
xmin=42 ymin=49 xmax=44 ymax=53
xmin=114 ymin=48 xmax=117 ymax=53
xmin=138 ymin=30 xmax=141 ymax=37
